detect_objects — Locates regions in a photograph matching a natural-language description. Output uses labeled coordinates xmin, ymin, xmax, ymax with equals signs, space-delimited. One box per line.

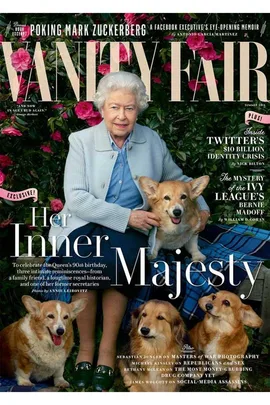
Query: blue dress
xmin=56 ymin=222 xmax=150 ymax=297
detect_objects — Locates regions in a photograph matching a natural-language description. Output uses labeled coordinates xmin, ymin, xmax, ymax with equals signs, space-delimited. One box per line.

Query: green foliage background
xmin=0 ymin=13 xmax=269 ymax=390
xmin=0 ymin=13 xmax=270 ymax=256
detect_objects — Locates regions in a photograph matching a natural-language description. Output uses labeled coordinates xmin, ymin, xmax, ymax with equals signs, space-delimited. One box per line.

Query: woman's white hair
xmin=94 ymin=71 xmax=149 ymax=113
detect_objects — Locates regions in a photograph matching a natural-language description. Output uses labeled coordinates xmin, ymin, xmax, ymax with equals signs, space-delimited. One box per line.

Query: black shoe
xmin=92 ymin=365 xmax=115 ymax=392
xmin=73 ymin=361 xmax=94 ymax=389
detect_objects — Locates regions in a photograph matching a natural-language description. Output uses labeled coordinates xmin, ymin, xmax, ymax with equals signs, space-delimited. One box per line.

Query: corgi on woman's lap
xmin=139 ymin=176 xmax=209 ymax=261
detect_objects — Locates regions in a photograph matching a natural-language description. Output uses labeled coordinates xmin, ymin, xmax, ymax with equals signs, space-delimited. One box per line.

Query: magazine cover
xmin=0 ymin=12 xmax=269 ymax=393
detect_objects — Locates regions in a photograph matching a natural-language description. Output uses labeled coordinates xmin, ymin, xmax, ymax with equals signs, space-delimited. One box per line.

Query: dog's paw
xmin=191 ymin=252 xmax=206 ymax=263
xmin=17 ymin=379 xmax=35 ymax=387
xmin=147 ymin=251 xmax=158 ymax=261
xmin=54 ymin=378 xmax=70 ymax=388
xmin=227 ymin=380 xmax=241 ymax=391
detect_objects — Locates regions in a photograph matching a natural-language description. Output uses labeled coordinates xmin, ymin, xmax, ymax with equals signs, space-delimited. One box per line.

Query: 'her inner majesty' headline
xmin=1 ymin=40 xmax=269 ymax=102
xmin=11 ymin=208 xmax=263 ymax=300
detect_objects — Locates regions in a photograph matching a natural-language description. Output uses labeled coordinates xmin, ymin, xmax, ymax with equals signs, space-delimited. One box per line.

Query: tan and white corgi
xmin=189 ymin=291 xmax=263 ymax=390
xmin=0 ymin=296 xmax=87 ymax=387
xmin=139 ymin=176 xmax=209 ymax=261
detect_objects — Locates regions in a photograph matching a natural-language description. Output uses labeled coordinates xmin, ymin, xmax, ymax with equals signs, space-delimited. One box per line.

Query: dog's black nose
xmin=56 ymin=328 xmax=65 ymax=336
xmin=206 ymin=303 xmax=213 ymax=311
xmin=173 ymin=209 xmax=182 ymax=217
xmin=140 ymin=327 xmax=150 ymax=336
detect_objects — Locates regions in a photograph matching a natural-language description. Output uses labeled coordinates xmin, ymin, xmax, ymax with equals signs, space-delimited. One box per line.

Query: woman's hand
xmin=128 ymin=210 xmax=160 ymax=231
xmin=198 ymin=210 xmax=210 ymax=232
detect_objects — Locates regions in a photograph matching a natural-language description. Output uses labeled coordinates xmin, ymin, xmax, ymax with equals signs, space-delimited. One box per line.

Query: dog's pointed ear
xmin=139 ymin=177 xmax=158 ymax=199
xmin=189 ymin=176 xmax=209 ymax=200
xmin=69 ymin=298 xmax=88 ymax=320
xmin=22 ymin=295 xmax=42 ymax=316
xmin=240 ymin=304 xmax=263 ymax=328
xmin=173 ymin=314 xmax=185 ymax=345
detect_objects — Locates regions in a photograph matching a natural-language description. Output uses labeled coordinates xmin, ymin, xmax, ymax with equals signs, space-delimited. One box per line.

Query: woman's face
xmin=102 ymin=89 xmax=138 ymax=141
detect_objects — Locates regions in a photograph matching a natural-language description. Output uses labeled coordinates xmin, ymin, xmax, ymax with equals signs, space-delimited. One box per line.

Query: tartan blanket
xmin=122 ymin=223 xmax=270 ymax=330
xmin=0 ymin=377 xmax=51 ymax=392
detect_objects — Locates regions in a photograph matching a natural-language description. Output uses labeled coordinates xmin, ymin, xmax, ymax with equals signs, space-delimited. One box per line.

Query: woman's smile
xmin=114 ymin=123 xmax=128 ymax=128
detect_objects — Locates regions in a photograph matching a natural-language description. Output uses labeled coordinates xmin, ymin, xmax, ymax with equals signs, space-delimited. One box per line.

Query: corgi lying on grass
xmin=189 ymin=291 xmax=263 ymax=390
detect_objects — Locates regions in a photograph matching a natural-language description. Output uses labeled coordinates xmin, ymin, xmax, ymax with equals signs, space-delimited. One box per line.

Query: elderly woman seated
xmin=48 ymin=71 xmax=210 ymax=391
